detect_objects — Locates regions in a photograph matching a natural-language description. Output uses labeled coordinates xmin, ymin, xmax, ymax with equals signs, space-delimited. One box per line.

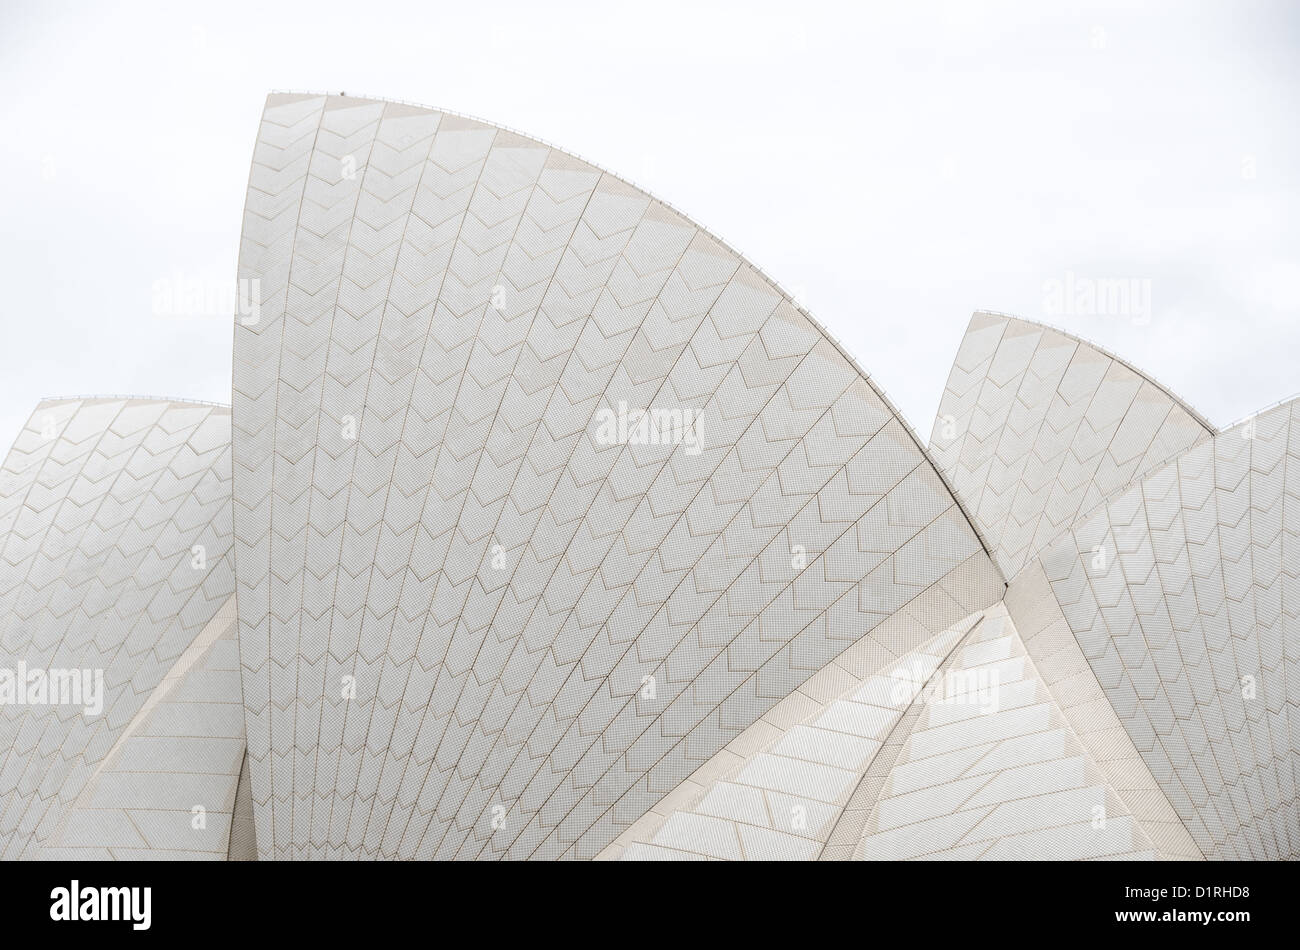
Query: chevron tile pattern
xmin=3 ymin=90 xmax=1295 ymax=864
xmin=1030 ymin=398 xmax=1300 ymax=859
xmin=0 ymin=397 xmax=235 ymax=858
xmin=36 ymin=596 xmax=248 ymax=859
xmin=929 ymin=311 xmax=1214 ymax=581
xmin=231 ymin=93 xmax=1004 ymax=859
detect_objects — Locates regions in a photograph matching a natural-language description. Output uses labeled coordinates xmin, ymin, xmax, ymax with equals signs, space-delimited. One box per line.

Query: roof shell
xmin=231 ymin=93 xmax=1003 ymax=859
xmin=929 ymin=311 xmax=1215 ymax=581
xmin=1018 ymin=396 xmax=1300 ymax=859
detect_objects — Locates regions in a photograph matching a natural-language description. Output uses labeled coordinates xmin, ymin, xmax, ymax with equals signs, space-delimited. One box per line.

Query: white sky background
xmin=1 ymin=0 xmax=1297 ymax=451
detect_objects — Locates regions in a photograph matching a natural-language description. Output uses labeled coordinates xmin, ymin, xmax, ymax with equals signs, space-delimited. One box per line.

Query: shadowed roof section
xmin=929 ymin=311 xmax=1215 ymax=582
xmin=231 ymin=92 xmax=1002 ymax=859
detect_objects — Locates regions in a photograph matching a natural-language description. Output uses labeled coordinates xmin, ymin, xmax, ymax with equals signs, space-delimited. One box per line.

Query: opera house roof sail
xmin=0 ymin=93 xmax=1293 ymax=861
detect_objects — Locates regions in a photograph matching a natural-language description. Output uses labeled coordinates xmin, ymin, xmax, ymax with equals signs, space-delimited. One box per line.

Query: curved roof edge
xmin=260 ymin=89 xmax=1003 ymax=573
xmin=966 ymin=309 xmax=1217 ymax=432
xmin=2 ymin=395 xmax=232 ymax=482
xmin=38 ymin=394 xmax=231 ymax=410
xmin=1221 ymin=390 xmax=1300 ymax=433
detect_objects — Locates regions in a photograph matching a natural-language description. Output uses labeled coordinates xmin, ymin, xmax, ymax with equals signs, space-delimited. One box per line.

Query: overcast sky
xmin=2 ymin=0 xmax=1297 ymax=451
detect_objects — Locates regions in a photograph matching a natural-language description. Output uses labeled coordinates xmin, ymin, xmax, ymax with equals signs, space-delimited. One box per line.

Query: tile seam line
xmin=306 ymin=106 xmax=448 ymax=857
xmin=249 ymin=96 xmax=328 ymax=857
xmin=1210 ymin=414 xmax=1290 ymax=858
xmin=953 ymin=312 xmax=1030 ymax=572
xmin=287 ymin=102 xmax=387 ymax=853
xmin=1154 ymin=426 xmax=1256 ymax=858
xmin=1269 ymin=402 xmax=1299 ymax=855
